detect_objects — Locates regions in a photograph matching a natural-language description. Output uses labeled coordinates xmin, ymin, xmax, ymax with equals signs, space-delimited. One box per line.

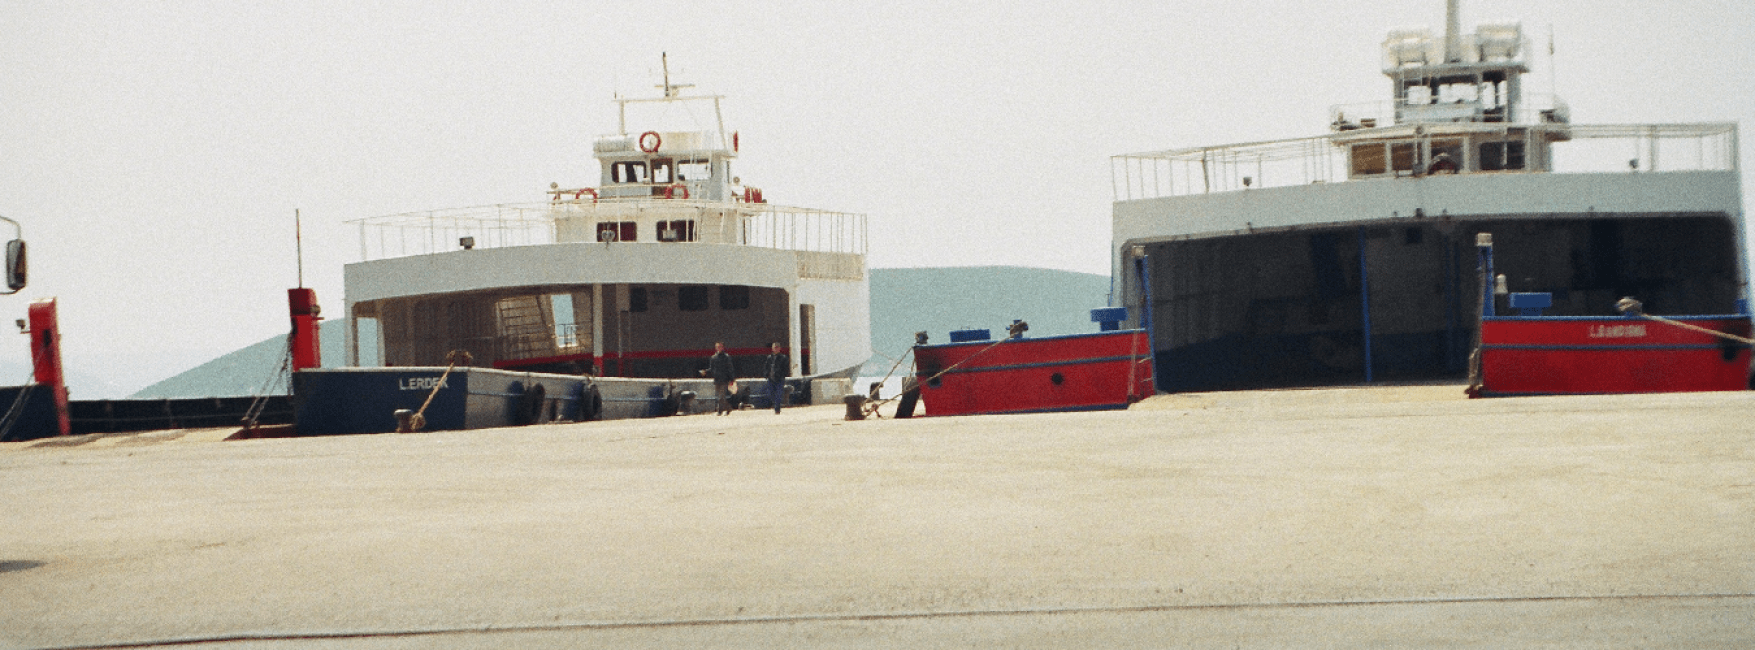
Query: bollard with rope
xmin=859 ymin=321 xmax=1028 ymax=419
xmin=395 ymin=350 xmax=472 ymax=433
xmin=856 ymin=347 xmax=917 ymax=419
xmin=1614 ymin=298 xmax=1755 ymax=345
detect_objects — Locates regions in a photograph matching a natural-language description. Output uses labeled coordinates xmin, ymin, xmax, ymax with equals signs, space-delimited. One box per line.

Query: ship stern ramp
xmin=1113 ymin=171 xmax=1747 ymax=392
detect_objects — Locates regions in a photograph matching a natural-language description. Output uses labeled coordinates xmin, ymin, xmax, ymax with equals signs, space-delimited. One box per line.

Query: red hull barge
xmin=1469 ymin=233 xmax=1753 ymax=397
xmin=1478 ymin=316 xmax=1752 ymax=396
xmin=913 ymin=330 xmax=1154 ymax=417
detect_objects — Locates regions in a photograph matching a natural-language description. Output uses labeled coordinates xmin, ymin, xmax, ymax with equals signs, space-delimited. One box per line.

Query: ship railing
xmin=350 ymin=203 xmax=556 ymax=262
xmin=1112 ymin=121 xmax=1739 ymax=201
xmin=1328 ymin=93 xmax=1572 ymax=131
xmin=737 ymin=204 xmax=868 ymax=257
xmin=350 ymin=201 xmax=866 ymax=261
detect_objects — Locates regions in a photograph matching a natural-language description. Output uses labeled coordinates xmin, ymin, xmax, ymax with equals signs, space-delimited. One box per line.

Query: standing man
xmin=707 ymin=341 xmax=736 ymax=416
xmin=763 ymin=342 xmax=789 ymax=414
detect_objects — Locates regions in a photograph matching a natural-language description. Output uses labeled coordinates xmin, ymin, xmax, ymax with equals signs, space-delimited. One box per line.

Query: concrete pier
xmin=2 ymin=385 xmax=1750 ymax=648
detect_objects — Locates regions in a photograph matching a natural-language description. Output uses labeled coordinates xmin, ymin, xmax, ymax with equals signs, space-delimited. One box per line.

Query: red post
xmin=27 ymin=298 xmax=70 ymax=436
xmin=288 ymin=288 xmax=322 ymax=371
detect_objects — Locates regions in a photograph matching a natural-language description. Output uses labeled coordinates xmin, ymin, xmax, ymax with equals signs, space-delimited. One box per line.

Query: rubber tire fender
xmin=516 ymin=383 xmax=546 ymax=426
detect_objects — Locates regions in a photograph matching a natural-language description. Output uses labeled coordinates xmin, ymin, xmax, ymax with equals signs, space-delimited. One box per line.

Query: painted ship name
xmin=1587 ymin=324 xmax=1647 ymax=339
xmin=399 ymin=377 xmax=450 ymax=391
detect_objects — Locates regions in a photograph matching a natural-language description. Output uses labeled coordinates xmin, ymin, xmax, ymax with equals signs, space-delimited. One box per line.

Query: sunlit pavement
xmin=2 ymin=386 xmax=1751 ymax=648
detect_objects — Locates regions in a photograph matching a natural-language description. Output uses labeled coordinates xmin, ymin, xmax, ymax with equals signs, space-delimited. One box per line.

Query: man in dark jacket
xmin=763 ymin=342 xmax=789 ymax=414
xmin=707 ymin=341 xmax=735 ymax=415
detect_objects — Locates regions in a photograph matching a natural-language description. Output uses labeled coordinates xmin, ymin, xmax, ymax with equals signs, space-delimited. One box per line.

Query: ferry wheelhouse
xmin=1111 ymin=1 xmax=1747 ymax=392
xmin=342 ymin=71 xmax=871 ymax=385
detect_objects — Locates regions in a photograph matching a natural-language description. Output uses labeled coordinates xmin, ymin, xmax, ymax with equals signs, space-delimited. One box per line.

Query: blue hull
xmin=293 ymin=367 xmax=588 ymax=436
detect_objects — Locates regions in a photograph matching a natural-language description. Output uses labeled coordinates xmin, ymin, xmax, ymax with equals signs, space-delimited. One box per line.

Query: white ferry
xmin=294 ymin=60 xmax=870 ymax=433
xmin=1110 ymin=0 xmax=1747 ymax=392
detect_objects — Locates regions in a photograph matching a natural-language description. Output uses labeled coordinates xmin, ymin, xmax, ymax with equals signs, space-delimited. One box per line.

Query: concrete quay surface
xmin=1 ymin=385 xmax=1751 ymax=648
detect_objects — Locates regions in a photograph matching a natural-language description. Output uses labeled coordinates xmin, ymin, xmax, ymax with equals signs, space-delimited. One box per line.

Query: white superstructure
xmin=343 ymin=61 xmax=870 ymax=380
xmin=1110 ymin=1 xmax=1746 ymax=392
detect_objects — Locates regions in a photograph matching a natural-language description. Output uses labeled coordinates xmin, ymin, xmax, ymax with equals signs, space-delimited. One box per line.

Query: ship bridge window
xmin=1351 ymin=144 xmax=1387 ymax=176
xmin=678 ymin=159 xmax=710 ymax=182
xmin=612 ymin=161 xmax=648 ymax=184
xmin=658 ymin=220 xmax=696 ymax=242
xmin=1391 ymin=142 xmax=1419 ymax=173
xmin=651 ymin=159 xmax=673 ymax=184
xmin=679 ymin=285 xmax=710 ymax=311
xmin=1430 ymin=139 xmax=1463 ymax=173
xmin=1478 ymin=140 xmax=1526 ymax=171
xmin=1436 ymin=83 xmax=1478 ymax=105
xmin=597 ymin=222 xmax=637 ymax=242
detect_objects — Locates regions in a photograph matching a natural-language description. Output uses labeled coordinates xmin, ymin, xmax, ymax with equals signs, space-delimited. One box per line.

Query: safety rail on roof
xmin=1112 ymin=122 xmax=1739 ymax=201
xmin=1328 ymin=93 xmax=1572 ymax=133
xmin=349 ymin=201 xmax=867 ymax=262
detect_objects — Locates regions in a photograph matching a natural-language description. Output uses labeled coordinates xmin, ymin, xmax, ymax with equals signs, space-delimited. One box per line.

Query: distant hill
xmin=132 ymin=267 xmax=1113 ymax=398
xmin=131 ymin=320 xmax=350 ymax=398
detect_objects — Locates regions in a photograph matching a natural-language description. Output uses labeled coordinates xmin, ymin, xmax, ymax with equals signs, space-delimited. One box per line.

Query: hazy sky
xmin=4 ymin=0 xmax=1753 ymax=397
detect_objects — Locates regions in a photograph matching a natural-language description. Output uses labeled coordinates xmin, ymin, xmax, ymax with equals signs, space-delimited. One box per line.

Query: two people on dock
xmin=705 ymin=341 xmax=790 ymax=415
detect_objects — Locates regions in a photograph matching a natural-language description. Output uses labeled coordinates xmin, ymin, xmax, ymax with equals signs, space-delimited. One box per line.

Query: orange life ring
xmin=665 ymin=184 xmax=689 ymax=200
xmin=553 ymin=187 xmax=599 ymax=203
xmin=638 ymin=131 xmax=662 ymax=153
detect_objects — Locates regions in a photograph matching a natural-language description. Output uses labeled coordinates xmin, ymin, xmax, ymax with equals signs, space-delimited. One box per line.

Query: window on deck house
xmin=658 ymin=220 xmax=696 ymax=242
xmin=679 ymin=286 xmax=711 ymax=312
xmin=719 ymin=285 xmax=749 ymax=310
xmin=597 ymin=222 xmax=637 ymax=242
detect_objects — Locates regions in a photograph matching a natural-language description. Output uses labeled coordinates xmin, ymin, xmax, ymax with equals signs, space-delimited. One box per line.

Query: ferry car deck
xmin=1109 ymin=4 xmax=1747 ymax=392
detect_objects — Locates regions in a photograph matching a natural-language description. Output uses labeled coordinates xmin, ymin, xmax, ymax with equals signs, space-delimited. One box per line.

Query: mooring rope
xmin=1615 ymin=298 xmax=1755 ymax=346
xmin=238 ymin=333 xmax=294 ymax=432
xmin=862 ymin=321 xmax=1028 ymax=417
xmin=398 ymin=350 xmax=472 ymax=433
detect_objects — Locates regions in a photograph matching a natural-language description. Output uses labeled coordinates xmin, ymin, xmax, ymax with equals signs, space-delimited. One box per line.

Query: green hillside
xmin=132 ymin=267 xmax=1113 ymax=398
xmin=132 ymin=320 xmax=350 ymax=398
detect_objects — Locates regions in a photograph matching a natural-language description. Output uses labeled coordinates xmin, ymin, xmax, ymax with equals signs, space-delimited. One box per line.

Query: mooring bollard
xmin=842 ymin=394 xmax=866 ymax=421
xmin=393 ymin=408 xmax=419 ymax=433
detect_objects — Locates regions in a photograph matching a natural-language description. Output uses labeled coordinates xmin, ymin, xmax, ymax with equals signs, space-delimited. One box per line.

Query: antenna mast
xmin=295 ymin=208 xmax=304 ymax=288
xmin=658 ymin=52 xmax=692 ymax=98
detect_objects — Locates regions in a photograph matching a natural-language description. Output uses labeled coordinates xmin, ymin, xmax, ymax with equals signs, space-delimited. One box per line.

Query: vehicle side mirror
xmin=3 ymin=239 xmax=21 ymax=293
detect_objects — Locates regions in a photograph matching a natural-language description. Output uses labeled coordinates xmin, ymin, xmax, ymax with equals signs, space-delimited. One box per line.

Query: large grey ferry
xmin=1110 ymin=1 xmax=1746 ymax=392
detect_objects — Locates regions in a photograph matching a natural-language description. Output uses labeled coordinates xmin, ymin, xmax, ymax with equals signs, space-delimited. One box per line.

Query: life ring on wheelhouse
xmin=638 ymin=130 xmax=662 ymax=153
xmin=664 ymin=183 xmax=689 ymax=200
xmin=553 ymin=187 xmax=598 ymax=203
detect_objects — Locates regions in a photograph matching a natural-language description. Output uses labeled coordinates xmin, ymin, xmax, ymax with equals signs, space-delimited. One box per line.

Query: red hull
xmin=1479 ymin=316 xmax=1752 ymax=395
xmin=914 ymin=330 xmax=1154 ymax=416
